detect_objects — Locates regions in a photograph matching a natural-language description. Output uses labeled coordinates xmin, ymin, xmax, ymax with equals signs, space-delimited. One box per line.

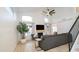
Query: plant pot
xmin=20 ymin=39 xmax=26 ymax=44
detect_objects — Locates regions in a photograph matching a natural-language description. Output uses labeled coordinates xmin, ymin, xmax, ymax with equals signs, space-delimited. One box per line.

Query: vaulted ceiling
xmin=12 ymin=7 xmax=76 ymax=14
xmin=12 ymin=7 xmax=77 ymax=23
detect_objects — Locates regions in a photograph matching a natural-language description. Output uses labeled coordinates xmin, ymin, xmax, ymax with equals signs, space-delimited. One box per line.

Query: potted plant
xmin=17 ymin=22 xmax=29 ymax=43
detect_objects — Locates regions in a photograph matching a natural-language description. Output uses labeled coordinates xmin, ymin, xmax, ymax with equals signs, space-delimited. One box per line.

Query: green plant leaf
xmin=17 ymin=22 xmax=29 ymax=34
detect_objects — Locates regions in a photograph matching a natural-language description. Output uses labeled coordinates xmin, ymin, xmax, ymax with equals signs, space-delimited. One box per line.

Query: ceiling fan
xmin=42 ymin=8 xmax=55 ymax=16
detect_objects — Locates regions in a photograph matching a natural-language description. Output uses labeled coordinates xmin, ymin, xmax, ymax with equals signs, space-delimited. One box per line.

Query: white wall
xmin=51 ymin=19 xmax=76 ymax=34
xmin=0 ymin=7 xmax=17 ymax=51
xmin=17 ymin=12 xmax=46 ymax=24
xmin=71 ymin=34 xmax=79 ymax=52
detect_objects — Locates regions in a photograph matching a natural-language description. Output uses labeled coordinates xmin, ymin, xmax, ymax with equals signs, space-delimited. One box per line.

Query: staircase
xmin=68 ymin=16 xmax=79 ymax=51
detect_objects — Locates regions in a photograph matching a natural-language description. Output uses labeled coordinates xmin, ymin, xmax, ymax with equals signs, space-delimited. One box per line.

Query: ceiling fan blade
xmin=42 ymin=11 xmax=47 ymax=14
xmin=49 ymin=12 xmax=52 ymax=16
xmin=49 ymin=10 xmax=55 ymax=16
xmin=52 ymin=12 xmax=55 ymax=13
xmin=50 ymin=10 xmax=55 ymax=12
xmin=52 ymin=9 xmax=55 ymax=11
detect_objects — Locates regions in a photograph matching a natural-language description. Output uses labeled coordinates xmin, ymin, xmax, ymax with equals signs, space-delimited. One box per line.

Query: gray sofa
xmin=39 ymin=33 xmax=71 ymax=51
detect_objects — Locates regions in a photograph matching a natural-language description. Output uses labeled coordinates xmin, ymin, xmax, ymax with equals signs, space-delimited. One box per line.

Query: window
xmin=25 ymin=23 xmax=33 ymax=36
xmin=22 ymin=16 xmax=32 ymax=22
xmin=52 ymin=26 xmax=57 ymax=32
xmin=22 ymin=16 xmax=33 ymax=36
xmin=52 ymin=24 xmax=57 ymax=32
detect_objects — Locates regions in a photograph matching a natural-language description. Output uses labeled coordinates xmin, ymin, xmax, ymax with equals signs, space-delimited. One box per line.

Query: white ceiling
xmin=12 ymin=7 xmax=77 ymax=23
xmin=12 ymin=7 xmax=76 ymax=16
xmin=12 ymin=7 xmax=55 ymax=14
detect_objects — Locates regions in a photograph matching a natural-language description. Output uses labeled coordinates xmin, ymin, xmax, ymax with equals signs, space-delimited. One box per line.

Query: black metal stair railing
xmin=68 ymin=16 xmax=79 ymax=51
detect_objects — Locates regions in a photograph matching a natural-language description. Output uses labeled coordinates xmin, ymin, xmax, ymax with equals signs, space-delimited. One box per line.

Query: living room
xmin=0 ymin=7 xmax=79 ymax=52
